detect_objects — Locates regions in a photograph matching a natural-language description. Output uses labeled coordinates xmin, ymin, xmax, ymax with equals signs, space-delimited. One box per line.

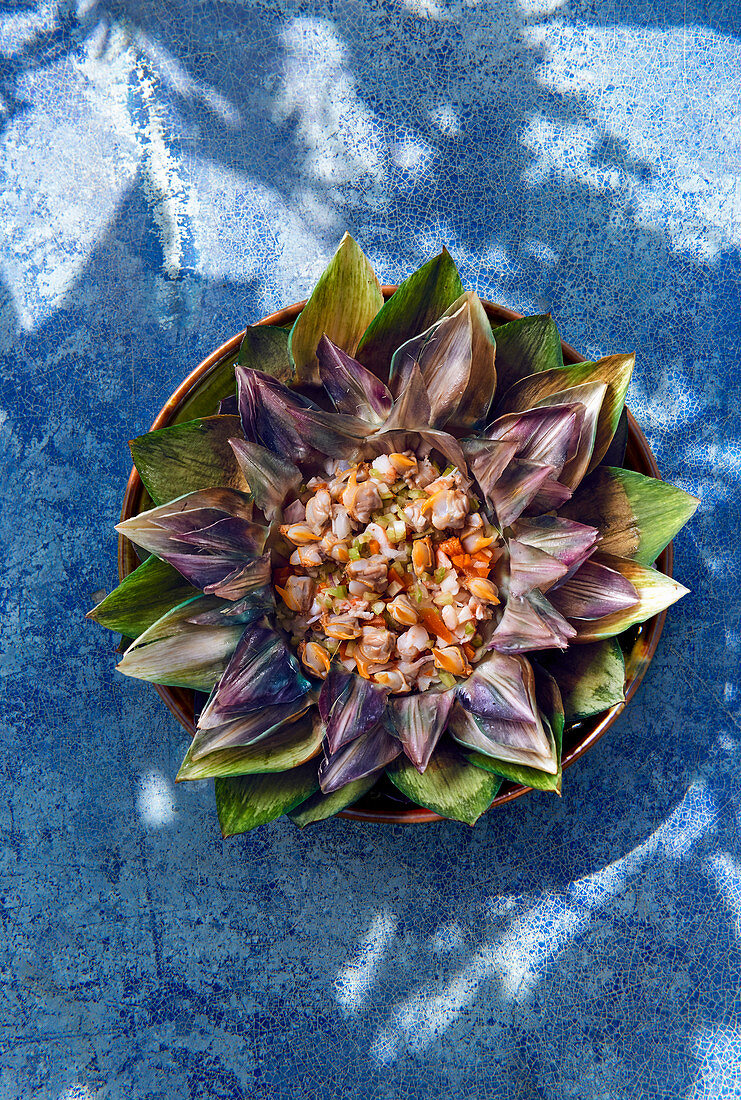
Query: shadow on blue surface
xmin=1 ymin=1 xmax=740 ymax=1097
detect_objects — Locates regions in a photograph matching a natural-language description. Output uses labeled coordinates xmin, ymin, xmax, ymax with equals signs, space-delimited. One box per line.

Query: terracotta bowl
xmin=120 ymin=291 xmax=671 ymax=824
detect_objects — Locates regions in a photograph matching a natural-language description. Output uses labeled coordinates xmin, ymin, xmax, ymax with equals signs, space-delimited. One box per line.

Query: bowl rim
xmin=119 ymin=290 xmax=671 ymax=825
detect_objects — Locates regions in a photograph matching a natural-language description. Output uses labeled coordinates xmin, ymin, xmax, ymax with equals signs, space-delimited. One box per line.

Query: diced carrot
xmin=419 ymin=607 xmax=456 ymax=645
xmin=368 ymin=538 xmax=381 ymax=555
xmin=463 ymin=642 xmax=475 ymax=661
xmin=339 ymin=642 xmax=348 ymax=661
xmin=438 ymin=536 xmax=463 ymax=557
xmin=451 ymin=553 xmax=472 ymax=570
xmin=472 ymin=550 xmax=491 ymax=564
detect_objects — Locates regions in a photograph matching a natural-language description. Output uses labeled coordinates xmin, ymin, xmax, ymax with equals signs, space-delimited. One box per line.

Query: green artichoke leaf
xmin=215 ymin=762 xmax=320 ymax=836
xmin=173 ymin=355 xmax=238 ymax=423
xmin=238 ymin=324 xmax=293 ymax=380
xmin=464 ymin=668 xmax=564 ymax=792
xmin=386 ymin=745 xmax=502 ymax=825
xmin=559 ymin=466 xmax=700 ymax=565
xmin=87 ymin=555 xmax=198 ymax=638
xmin=494 ymin=353 xmax=634 ymax=480
xmin=177 ymin=712 xmax=322 ymax=781
xmin=288 ymin=773 xmax=380 ymax=827
xmin=490 ymin=313 xmax=564 ymax=399
xmin=116 ymin=596 xmax=243 ymax=691
xmin=130 ymin=416 xmax=249 ymax=505
xmin=540 ymin=639 xmax=626 ymax=721
xmin=356 ymin=248 xmax=464 ymax=378
xmin=288 ymin=233 xmax=383 ymax=384
xmin=571 ymin=553 xmax=689 ymax=642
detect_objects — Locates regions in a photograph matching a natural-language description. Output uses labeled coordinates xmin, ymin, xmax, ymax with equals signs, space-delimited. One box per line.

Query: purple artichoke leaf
xmin=190 ymin=699 xmax=313 ymax=758
xmin=318 ymin=662 xmax=353 ymax=724
xmin=462 ymin=438 xmax=520 ymax=501
xmin=548 ymin=558 xmax=640 ymax=620
xmin=321 ymin=669 xmax=389 ymax=753
xmin=488 ymin=460 xmax=557 ymax=528
xmin=525 ymin=478 xmax=573 ymax=515
xmin=319 ymin=724 xmax=401 ymax=794
xmin=380 ymin=361 xmax=433 ymax=433
xmin=507 ymin=538 xmax=569 ymax=597
xmin=175 ymin=516 xmax=268 ymax=558
xmin=489 ymin=593 xmax=576 ymax=653
xmin=218 ymin=393 xmax=239 ymax=415
xmin=199 ymin=553 xmax=272 ymax=600
xmin=229 ymin=437 xmax=302 ymax=521
xmin=457 ymin=650 xmax=539 ymax=723
xmin=485 ymin=403 xmax=584 ymax=477
xmin=535 ymin=381 xmax=607 ymax=489
xmin=389 ymin=302 xmax=474 ymax=430
xmin=510 ymin=515 xmax=600 ymax=576
xmin=449 ymin=701 xmax=558 ymax=775
xmin=568 ymin=553 xmax=689 ymax=642
xmin=236 ymin=366 xmax=320 ymax=460
xmin=116 ymin=488 xmax=255 ymax=556
xmin=317 ymin=335 xmax=392 ymax=422
xmin=281 ymin=403 xmax=371 ymax=458
xmin=202 ymin=618 xmax=311 ymax=723
xmin=385 ymin=690 xmax=454 ymax=773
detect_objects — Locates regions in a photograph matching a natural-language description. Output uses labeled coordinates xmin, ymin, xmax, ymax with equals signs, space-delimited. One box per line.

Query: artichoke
xmin=89 ymin=235 xmax=698 ymax=833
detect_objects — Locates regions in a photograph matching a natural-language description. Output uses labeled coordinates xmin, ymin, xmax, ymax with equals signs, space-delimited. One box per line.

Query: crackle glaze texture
xmin=1 ymin=0 xmax=739 ymax=1096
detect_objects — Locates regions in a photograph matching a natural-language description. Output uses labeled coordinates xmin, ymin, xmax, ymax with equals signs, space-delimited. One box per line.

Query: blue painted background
xmin=1 ymin=0 xmax=740 ymax=1096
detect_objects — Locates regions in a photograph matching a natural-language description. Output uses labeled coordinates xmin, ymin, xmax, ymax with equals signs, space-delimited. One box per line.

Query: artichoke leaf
xmin=317 ymin=335 xmax=392 ymax=423
xmin=238 ymin=324 xmax=292 ymax=380
xmin=540 ymin=639 xmax=625 ymax=721
xmin=490 ymin=313 xmax=564 ymax=399
xmin=558 ymin=466 xmax=700 ymax=566
xmin=130 ymin=416 xmax=248 ymax=505
xmin=548 ymin=558 xmax=640 ymax=620
xmin=388 ymin=300 xmax=481 ymax=431
xmin=319 ymin=664 xmax=389 ymax=753
xmin=488 ymin=459 xmax=557 ymax=528
xmin=489 ymin=591 xmax=576 ymax=653
xmin=569 ymin=553 xmax=689 ymax=641
xmin=87 ymin=555 xmax=198 ymax=638
xmin=379 ymin=362 xmax=432 ymax=434
xmin=229 ymin=437 xmax=302 ymax=521
xmin=456 ymin=650 xmax=538 ymax=724
xmin=494 ymin=353 xmax=634 ymax=481
xmin=215 ymin=762 xmax=319 ymax=837
xmin=507 ymin=539 xmax=568 ymax=597
xmin=485 ymin=402 xmax=584 ymax=478
xmin=289 ymin=233 xmax=383 ymax=384
xmin=319 ymin=724 xmax=401 ymax=793
xmin=510 ymin=515 xmax=599 ymax=576
xmin=385 ymin=690 xmax=454 ymax=773
xmin=356 ymin=248 xmax=463 ymax=378
xmin=190 ymin=699 xmax=310 ymax=753
xmin=387 ymin=745 xmax=502 ymax=825
xmin=200 ymin=618 xmax=311 ymax=725
xmin=177 ymin=712 xmax=321 ymax=781
xmin=464 ymin=668 xmax=564 ymax=792
xmin=116 ymin=596 xmax=243 ymax=691
xmin=289 ymin=773 xmax=381 ymax=826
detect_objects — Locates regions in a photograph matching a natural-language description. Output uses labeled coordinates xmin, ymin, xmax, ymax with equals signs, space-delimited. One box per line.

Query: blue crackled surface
xmin=1 ymin=0 xmax=740 ymax=1096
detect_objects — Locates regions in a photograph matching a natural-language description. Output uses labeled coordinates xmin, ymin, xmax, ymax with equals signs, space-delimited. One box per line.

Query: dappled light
xmin=3 ymin=0 xmax=739 ymax=1094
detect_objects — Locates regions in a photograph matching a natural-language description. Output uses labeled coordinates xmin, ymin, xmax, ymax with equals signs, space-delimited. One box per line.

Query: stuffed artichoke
xmin=89 ymin=235 xmax=698 ymax=833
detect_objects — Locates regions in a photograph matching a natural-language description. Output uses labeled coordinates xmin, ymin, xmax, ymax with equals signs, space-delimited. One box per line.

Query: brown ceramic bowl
xmin=119 ymin=291 xmax=671 ymax=824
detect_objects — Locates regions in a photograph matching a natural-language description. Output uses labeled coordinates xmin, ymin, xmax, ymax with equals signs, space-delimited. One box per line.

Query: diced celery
xmin=434 ymin=567 xmax=446 ymax=584
xmin=348 ymin=547 xmax=361 ymax=561
xmin=328 ymin=585 xmax=347 ymax=598
xmin=472 ymin=633 xmax=483 ymax=647
xmin=378 ymin=485 xmax=393 ymax=499
xmin=372 ymin=601 xmax=385 ymax=615
xmin=438 ymin=671 xmax=456 ymax=689
xmin=464 ymin=622 xmax=475 ymax=637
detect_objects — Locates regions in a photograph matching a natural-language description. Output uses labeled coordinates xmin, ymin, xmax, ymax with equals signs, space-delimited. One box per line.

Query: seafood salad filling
xmin=275 ymin=451 xmax=503 ymax=692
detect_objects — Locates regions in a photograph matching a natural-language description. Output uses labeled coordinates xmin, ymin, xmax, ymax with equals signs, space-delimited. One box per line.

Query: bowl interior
xmin=119 ymin=292 xmax=671 ymax=824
